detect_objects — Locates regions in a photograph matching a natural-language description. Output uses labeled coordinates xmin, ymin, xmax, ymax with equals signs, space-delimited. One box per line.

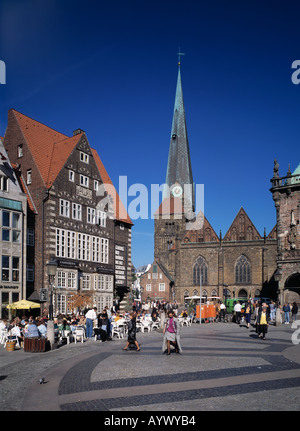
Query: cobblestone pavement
xmin=0 ymin=321 xmax=300 ymax=411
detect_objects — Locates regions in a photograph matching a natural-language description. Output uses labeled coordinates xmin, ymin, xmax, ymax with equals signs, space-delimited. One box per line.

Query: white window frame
xmin=72 ymin=203 xmax=82 ymax=221
xmin=82 ymin=274 xmax=90 ymax=290
xmin=0 ymin=175 xmax=8 ymax=191
xmin=18 ymin=144 xmax=23 ymax=158
xmin=69 ymin=170 xmax=75 ymax=182
xmin=60 ymin=199 xmax=70 ymax=218
xmin=101 ymin=238 xmax=109 ymax=264
xmin=159 ymin=283 xmax=165 ymax=291
xmin=146 ymin=284 xmax=151 ymax=291
xmin=87 ymin=207 xmax=96 ymax=224
xmin=80 ymin=174 xmax=89 ymax=188
xmin=27 ymin=169 xmax=32 ymax=185
xmin=98 ymin=210 xmax=106 ymax=227
xmin=80 ymin=152 xmax=89 ymax=164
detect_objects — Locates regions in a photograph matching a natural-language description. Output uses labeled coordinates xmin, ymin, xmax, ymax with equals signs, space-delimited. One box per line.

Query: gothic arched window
xmin=193 ymin=256 xmax=208 ymax=286
xmin=235 ymin=255 xmax=251 ymax=284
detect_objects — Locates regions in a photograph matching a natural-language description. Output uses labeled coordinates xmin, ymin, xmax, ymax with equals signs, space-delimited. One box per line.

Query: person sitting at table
xmin=58 ymin=318 xmax=71 ymax=332
xmin=37 ymin=320 xmax=47 ymax=338
xmin=11 ymin=323 xmax=24 ymax=346
xmin=70 ymin=315 xmax=78 ymax=332
xmin=25 ymin=320 xmax=39 ymax=338
xmin=181 ymin=309 xmax=188 ymax=318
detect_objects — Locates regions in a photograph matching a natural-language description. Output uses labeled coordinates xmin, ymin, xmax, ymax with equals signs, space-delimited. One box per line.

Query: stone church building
xmin=151 ymin=63 xmax=299 ymax=305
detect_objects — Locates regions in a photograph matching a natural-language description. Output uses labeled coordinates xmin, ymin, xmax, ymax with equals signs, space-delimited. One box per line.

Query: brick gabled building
xmin=154 ymin=64 xmax=278 ymax=304
xmin=3 ymin=109 xmax=133 ymax=315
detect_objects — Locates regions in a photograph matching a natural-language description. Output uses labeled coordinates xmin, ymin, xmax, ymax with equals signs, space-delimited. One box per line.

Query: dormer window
xmin=80 ymin=152 xmax=89 ymax=164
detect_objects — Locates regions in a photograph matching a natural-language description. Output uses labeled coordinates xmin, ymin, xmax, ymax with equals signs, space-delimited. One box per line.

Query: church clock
xmin=172 ymin=184 xmax=183 ymax=198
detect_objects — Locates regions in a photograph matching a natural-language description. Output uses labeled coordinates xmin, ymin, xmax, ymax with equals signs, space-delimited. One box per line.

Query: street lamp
xmin=274 ymin=268 xmax=283 ymax=326
xmin=140 ymin=286 xmax=144 ymax=302
xmin=46 ymin=257 xmax=57 ymax=349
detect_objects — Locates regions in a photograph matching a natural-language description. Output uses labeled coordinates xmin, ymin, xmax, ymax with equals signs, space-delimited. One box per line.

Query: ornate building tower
xmin=270 ymin=160 xmax=300 ymax=304
xmin=154 ymin=60 xmax=194 ymax=274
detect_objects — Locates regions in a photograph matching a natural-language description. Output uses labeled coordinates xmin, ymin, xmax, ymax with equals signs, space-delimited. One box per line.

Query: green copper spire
xmin=164 ymin=63 xmax=194 ymax=210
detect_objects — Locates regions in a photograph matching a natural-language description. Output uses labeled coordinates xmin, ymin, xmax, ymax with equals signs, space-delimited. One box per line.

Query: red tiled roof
xmin=92 ymin=148 xmax=133 ymax=225
xmin=12 ymin=110 xmax=81 ymax=188
xmin=10 ymin=110 xmax=131 ymax=225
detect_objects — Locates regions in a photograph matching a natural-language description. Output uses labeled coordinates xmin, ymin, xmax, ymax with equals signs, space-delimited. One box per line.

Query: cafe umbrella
xmin=7 ymin=299 xmax=40 ymax=309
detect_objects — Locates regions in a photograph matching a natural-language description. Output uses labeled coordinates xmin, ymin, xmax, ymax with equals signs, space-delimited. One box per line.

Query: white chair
xmin=0 ymin=329 xmax=8 ymax=345
xmin=141 ymin=319 xmax=152 ymax=333
xmin=182 ymin=317 xmax=192 ymax=326
xmin=178 ymin=317 xmax=184 ymax=327
xmin=151 ymin=318 xmax=160 ymax=330
xmin=59 ymin=329 xmax=72 ymax=344
xmin=111 ymin=320 xmax=125 ymax=339
xmin=74 ymin=327 xmax=85 ymax=343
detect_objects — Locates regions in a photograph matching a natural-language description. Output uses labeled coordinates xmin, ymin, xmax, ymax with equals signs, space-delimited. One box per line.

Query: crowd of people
xmin=0 ymin=315 xmax=48 ymax=347
xmin=0 ymin=297 xmax=298 ymax=349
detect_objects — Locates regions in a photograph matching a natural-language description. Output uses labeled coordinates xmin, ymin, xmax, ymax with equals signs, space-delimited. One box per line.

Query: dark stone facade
xmin=3 ymin=109 xmax=132 ymax=314
xmin=270 ymin=161 xmax=300 ymax=304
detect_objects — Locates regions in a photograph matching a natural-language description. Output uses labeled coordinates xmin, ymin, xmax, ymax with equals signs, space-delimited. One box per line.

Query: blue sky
xmin=0 ymin=0 xmax=300 ymax=268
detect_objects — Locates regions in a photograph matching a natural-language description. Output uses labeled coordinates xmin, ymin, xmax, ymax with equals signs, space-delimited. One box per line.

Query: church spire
xmin=164 ymin=60 xmax=194 ymax=210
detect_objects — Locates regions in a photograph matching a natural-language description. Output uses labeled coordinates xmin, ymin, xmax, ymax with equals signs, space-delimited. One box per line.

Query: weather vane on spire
xmin=177 ymin=47 xmax=185 ymax=66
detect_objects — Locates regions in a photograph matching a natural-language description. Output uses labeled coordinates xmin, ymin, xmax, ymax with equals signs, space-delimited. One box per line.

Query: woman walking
xmin=244 ymin=300 xmax=252 ymax=328
xmin=123 ymin=312 xmax=140 ymax=351
xmin=162 ymin=310 xmax=182 ymax=355
xmin=256 ymin=306 xmax=270 ymax=340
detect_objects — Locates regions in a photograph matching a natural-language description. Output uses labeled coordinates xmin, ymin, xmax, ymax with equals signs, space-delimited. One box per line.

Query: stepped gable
xmin=183 ymin=211 xmax=219 ymax=243
xmin=223 ymin=207 xmax=262 ymax=241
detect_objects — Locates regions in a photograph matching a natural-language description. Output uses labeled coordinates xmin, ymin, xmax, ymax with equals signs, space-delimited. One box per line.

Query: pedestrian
xmin=256 ymin=306 xmax=270 ymax=340
xmin=219 ymin=302 xmax=226 ymax=322
xmin=123 ymin=312 xmax=140 ymax=351
xmin=291 ymin=302 xmax=298 ymax=323
xmin=162 ymin=310 xmax=182 ymax=355
xmin=234 ymin=301 xmax=242 ymax=324
xmin=283 ymin=303 xmax=291 ymax=324
xmin=269 ymin=301 xmax=276 ymax=322
xmin=244 ymin=300 xmax=252 ymax=328
xmin=85 ymin=307 xmax=97 ymax=339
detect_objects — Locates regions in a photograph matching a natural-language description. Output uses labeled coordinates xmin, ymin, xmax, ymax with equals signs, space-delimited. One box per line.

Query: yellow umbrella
xmin=7 ymin=299 xmax=41 ymax=309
